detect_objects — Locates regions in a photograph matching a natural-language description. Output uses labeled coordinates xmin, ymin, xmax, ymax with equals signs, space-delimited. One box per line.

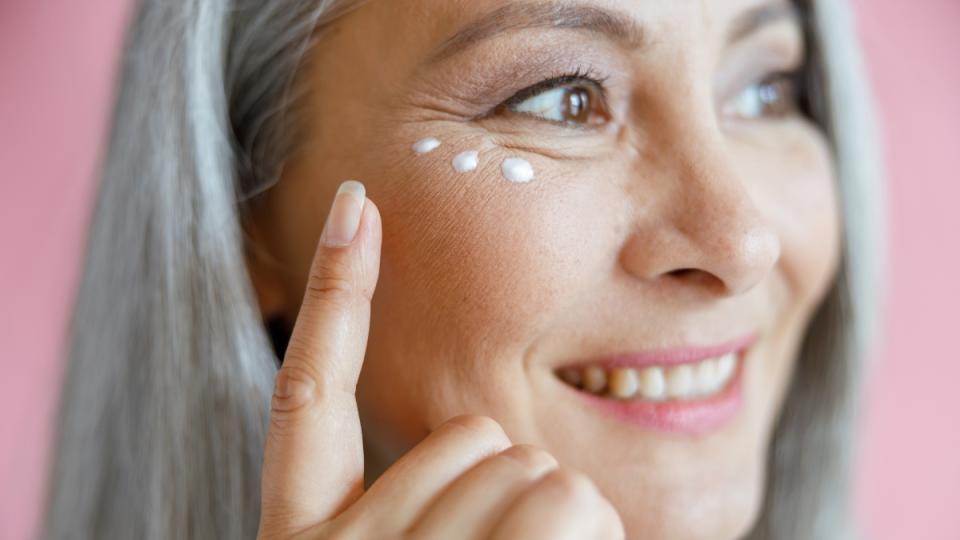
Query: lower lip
xmin=560 ymin=353 xmax=747 ymax=435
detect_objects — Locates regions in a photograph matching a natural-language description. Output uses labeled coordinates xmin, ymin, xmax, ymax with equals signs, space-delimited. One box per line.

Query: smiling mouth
xmin=551 ymin=333 xmax=756 ymax=402
xmin=555 ymin=351 xmax=740 ymax=401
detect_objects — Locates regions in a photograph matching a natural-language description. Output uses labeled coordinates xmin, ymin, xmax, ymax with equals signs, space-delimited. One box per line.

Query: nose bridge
xmin=622 ymin=132 xmax=781 ymax=297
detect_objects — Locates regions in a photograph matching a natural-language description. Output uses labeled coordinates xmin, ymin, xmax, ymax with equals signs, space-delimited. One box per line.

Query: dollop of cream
xmin=412 ymin=137 xmax=441 ymax=154
xmin=501 ymin=157 xmax=534 ymax=183
xmin=452 ymin=150 xmax=479 ymax=173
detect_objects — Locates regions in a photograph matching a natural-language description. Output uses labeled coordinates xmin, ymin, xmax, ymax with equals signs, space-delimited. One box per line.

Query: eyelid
xmin=722 ymin=70 xmax=803 ymax=120
xmin=500 ymin=67 xmax=610 ymax=109
xmin=481 ymin=67 xmax=613 ymax=129
xmin=716 ymin=51 xmax=802 ymax=105
xmin=715 ymin=33 xmax=806 ymax=104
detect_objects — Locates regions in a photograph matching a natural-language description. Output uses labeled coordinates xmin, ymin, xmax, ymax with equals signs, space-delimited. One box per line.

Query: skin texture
xmin=246 ymin=0 xmax=841 ymax=538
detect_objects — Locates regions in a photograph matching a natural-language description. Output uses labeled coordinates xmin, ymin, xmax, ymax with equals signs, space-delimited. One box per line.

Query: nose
xmin=619 ymin=145 xmax=781 ymax=298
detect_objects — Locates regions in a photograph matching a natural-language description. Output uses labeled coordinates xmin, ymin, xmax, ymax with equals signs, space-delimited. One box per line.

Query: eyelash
xmin=488 ymin=66 xmax=611 ymax=127
xmin=502 ymin=66 xmax=610 ymax=108
xmin=726 ymin=69 xmax=804 ymax=121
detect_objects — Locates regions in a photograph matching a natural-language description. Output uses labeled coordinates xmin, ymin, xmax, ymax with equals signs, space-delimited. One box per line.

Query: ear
xmin=241 ymin=208 xmax=288 ymax=322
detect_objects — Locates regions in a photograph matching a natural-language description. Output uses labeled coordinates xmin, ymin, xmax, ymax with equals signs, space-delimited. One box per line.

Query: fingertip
xmin=356 ymin=195 xmax=382 ymax=272
xmin=363 ymin=196 xmax=382 ymax=237
xmin=359 ymin=197 xmax=382 ymax=299
xmin=320 ymin=180 xmax=366 ymax=248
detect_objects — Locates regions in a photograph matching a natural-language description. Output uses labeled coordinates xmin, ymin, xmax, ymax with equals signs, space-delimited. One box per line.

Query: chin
xmin=602 ymin=458 xmax=766 ymax=540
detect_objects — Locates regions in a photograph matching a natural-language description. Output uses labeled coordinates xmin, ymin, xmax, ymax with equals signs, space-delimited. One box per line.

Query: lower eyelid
xmin=481 ymin=113 xmax=614 ymax=136
xmin=489 ymin=130 xmax=622 ymax=161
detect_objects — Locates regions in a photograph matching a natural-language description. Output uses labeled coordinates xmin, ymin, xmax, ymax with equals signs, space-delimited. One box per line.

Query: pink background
xmin=1 ymin=1 xmax=957 ymax=538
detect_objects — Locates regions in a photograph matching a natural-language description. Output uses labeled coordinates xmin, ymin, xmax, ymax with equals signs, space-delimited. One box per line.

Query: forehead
xmin=346 ymin=0 xmax=786 ymax=50
xmin=318 ymin=0 xmax=798 ymax=94
xmin=321 ymin=0 xmax=799 ymax=87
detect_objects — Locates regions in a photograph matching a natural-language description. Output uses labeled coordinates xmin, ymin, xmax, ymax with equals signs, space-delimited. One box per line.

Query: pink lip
xmin=557 ymin=332 xmax=757 ymax=435
xmin=559 ymin=332 xmax=758 ymax=370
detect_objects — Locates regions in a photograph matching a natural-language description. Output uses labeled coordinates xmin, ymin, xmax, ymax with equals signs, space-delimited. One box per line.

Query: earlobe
xmin=247 ymin=250 xmax=288 ymax=320
xmin=241 ymin=214 xmax=288 ymax=322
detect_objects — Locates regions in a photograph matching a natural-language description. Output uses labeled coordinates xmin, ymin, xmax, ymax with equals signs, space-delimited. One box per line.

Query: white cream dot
xmin=452 ymin=150 xmax=479 ymax=173
xmin=412 ymin=137 xmax=441 ymax=154
xmin=501 ymin=157 xmax=534 ymax=183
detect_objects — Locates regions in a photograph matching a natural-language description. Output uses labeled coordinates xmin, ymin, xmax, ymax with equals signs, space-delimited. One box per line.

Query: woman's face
xmin=248 ymin=0 xmax=840 ymax=538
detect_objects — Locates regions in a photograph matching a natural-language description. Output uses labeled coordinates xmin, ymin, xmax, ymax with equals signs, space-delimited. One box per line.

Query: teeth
xmin=665 ymin=364 xmax=695 ymax=398
xmin=694 ymin=358 xmax=719 ymax=395
xmin=638 ymin=366 xmax=666 ymax=400
xmin=559 ymin=353 xmax=740 ymax=401
xmin=608 ymin=368 xmax=639 ymax=399
xmin=717 ymin=352 xmax=736 ymax=382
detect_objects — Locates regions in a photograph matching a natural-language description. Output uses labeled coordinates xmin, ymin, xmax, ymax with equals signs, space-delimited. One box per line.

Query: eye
xmin=510 ymin=84 xmax=611 ymax=126
xmin=725 ymin=72 xmax=801 ymax=120
xmin=495 ymin=71 xmax=613 ymax=128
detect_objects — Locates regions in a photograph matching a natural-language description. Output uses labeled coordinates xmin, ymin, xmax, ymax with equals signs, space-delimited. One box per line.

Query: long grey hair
xmin=42 ymin=0 xmax=884 ymax=538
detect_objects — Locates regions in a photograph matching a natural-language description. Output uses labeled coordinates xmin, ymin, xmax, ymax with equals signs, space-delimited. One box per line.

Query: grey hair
xmin=41 ymin=1 xmax=358 ymax=538
xmin=42 ymin=0 xmax=884 ymax=539
xmin=744 ymin=1 xmax=886 ymax=539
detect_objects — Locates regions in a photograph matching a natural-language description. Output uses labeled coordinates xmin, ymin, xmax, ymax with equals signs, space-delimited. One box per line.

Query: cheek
xmin=733 ymin=126 xmax=841 ymax=445
xmin=376 ymin=141 xmax=623 ymax=357
xmin=740 ymin=125 xmax=841 ymax=309
xmin=355 ymin=135 xmax=625 ymax=423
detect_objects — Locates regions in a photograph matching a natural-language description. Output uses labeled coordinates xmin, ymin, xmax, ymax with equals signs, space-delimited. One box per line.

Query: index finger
xmin=258 ymin=180 xmax=382 ymax=538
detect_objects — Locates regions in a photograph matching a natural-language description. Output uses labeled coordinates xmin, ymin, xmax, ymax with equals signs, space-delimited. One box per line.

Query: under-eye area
xmin=410 ymin=137 xmax=539 ymax=184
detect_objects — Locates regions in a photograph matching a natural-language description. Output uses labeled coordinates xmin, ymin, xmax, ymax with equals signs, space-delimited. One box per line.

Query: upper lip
xmin=556 ymin=332 xmax=758 ymax=371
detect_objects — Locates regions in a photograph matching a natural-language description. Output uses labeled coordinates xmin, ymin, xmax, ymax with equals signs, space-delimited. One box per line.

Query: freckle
xmin=501 ymin=157 xmax=534 ymax=183
xmin=452 ymin=150 xmax=479 ymax=173
xmin=412 ymin=137 xmax=441 ymax=154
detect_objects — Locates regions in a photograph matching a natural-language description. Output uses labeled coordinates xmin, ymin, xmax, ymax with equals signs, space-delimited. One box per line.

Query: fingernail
xmin=321 ymin=180 xmax=366 ymax=247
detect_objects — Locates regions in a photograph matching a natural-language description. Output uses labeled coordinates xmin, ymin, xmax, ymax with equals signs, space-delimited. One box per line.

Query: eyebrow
xmin=428 ymin=1 xmax=801 ymax=64
xmin=727 ymin=2 xmax=801 ymax=44
xmin=427 ymin=3 xmax=647 ymax=63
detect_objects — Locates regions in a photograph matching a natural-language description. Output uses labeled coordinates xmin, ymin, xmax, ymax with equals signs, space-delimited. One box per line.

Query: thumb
xmin=258 ymin=180 xmax=382 ymax=538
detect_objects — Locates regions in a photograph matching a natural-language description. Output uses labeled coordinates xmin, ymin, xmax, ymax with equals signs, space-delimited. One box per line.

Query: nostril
xmin=665 ymin=268 xmax=727 ymax=294
xmin=667 ymin=268 xmax=698 ymax=279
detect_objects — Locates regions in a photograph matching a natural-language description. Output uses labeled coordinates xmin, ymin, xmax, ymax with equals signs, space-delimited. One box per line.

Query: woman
xmin=43 ymin=0 xmax=884 ymax=538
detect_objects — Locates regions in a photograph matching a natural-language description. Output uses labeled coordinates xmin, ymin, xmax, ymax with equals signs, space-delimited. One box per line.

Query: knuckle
xmin=600 ymin=505 xmax=627 ymax=540
xmin=441 ymin=414 xmax=510 ymax=445
xmin=500 ymin=444 xmax=559 ymax=471
xmin=539 ymin=468 xmax=603 ymax=508
xmin=592 ymin=498 xmax=626 ymax=540
xmin=269 ymin=365 xmax=320 ymax=429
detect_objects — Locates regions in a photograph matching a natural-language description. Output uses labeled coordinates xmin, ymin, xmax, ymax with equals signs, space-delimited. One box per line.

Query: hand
xmin=257 ymin=180 xmax=625 ymax=540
